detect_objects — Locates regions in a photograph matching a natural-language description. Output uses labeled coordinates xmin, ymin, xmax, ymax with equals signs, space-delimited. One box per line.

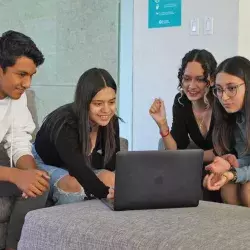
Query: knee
xmin=241 ymin=182 xmax=250 ymax=207
xmin=221 ymin=184 xmax=240 ymax=205
xmin=97 ymin=170 xmax=115 ymax=187
xmin=56 ymin=175 xmax=82 ymax=193
xmin=98 ymin=170 xmax=115 ymax=178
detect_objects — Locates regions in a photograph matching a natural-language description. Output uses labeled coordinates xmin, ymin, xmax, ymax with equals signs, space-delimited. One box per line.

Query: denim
xmin=32 ymin=145 xmax=103 ymax=205
xmin=234 ymin=113 xmax=250 ymax=183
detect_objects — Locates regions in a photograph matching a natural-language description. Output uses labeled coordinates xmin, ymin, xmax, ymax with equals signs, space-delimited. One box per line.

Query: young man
xmin=0 ymin=30 xmax=50 ymax=250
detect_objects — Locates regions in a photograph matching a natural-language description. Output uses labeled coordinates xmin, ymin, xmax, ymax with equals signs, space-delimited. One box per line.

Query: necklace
xmin=193 ymin=110 xmax=206 ymax=130
xmin=196 ymin=115 xmax=204 ymax=129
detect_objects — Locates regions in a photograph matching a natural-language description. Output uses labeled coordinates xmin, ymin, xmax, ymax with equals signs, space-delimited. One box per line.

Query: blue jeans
xmin=32 ymin=145 xmax=102 ymax=205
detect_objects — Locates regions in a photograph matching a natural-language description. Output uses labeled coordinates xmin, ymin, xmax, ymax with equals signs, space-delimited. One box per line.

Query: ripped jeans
xmin=32 ymin=145 xmax=102 ymax=205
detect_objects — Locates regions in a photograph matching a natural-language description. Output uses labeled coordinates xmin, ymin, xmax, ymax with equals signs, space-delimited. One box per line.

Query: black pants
xmin=0 ymin=182 xmax=48 ymax=249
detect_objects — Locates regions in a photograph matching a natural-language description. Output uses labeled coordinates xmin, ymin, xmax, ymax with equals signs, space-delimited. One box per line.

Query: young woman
xmin=149 ymin=49 xmax=217 ymax=163
xmin=204 ymin=56 xmax=250 ymax=207
xmin=33 ymin=68 xmax=120 ymax=205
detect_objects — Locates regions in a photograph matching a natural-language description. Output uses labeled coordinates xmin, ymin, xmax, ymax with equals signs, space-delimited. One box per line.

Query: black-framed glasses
xmin=213 ymin=83 xmax=245 ymax=98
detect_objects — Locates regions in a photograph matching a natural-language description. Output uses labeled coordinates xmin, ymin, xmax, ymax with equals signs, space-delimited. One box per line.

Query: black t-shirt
xmin=34 ymin=104 xmax=120 ymax=199
xmin=170 ymin=93 xmax=214 ymax=150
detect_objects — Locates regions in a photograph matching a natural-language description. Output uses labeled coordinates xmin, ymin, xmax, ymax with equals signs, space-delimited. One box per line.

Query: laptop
xmin=102 ymin=149 xmax=203 ymax=211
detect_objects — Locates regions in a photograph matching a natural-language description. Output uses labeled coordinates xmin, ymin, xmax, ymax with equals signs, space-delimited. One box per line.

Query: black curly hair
xmin=177 ymin=49 xmax=217 ymax=89
xmin=177 ymin=49 xmax=217 ymax=107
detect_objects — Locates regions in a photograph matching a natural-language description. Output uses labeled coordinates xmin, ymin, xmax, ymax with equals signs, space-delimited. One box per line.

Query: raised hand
xmin=149 ymin=98 xmax=167 ymax=126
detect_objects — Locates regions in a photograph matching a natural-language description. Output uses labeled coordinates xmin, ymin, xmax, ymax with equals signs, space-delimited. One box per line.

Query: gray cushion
xmin=0 ymin=197 xmax=13 ymax=249
xmin=158 ymin=138 xmax=199 ymax=150
xmin=120 ymin=137 xmax=128 ymax=151
xmin=0 ymin=197 xmax=13 ymax=223
xmin=0 ymin=223 xmax=7 ymax=249
xmin=18 ymin=200 xmax=250 ymax=250
xmin=26 ymin=89 xmax=39 ymax=140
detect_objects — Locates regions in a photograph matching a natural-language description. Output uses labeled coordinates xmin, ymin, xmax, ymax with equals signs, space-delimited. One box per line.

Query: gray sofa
xmin=0 ymin=90 xmax=128 ymax=249
xmin=158 ymin=137 xmax=198 ymax=151
xmin=18 ymin=200 xmax=250 ymax=250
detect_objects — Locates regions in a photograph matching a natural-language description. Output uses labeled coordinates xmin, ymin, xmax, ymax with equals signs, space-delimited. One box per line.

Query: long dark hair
xmin=177 ymin=49 xmax=217 ymax=107
xmin=213 ymin=56 xmax=250 ymax=155
xmin=43 ymin=68 xmax=117 ymax=165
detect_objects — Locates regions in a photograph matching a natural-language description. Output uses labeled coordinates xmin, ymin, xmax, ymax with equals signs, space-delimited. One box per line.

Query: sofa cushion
xmin=158 ymin=137 xmax=198 ymax=150
xmin=26 ymin=89 xmax=39 ymax=140
xmin=0 ymin=197 xmax=13 ymax=223
xmin=18 ymin=200 xmax=250 ymax=250
xmin=0 ymin=143 xmax=9 ymax=168
xmin=0 ymin=197 xmax=13 ymax=249
xmin=120 ymin=137 xmax=128 ymax=151
xmin=0 ymin=222 xmax=8 ymax=249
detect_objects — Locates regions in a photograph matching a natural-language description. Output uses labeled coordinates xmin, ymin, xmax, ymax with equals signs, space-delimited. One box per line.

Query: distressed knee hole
xmin=56 ymin=175 xmax=82 ymax=193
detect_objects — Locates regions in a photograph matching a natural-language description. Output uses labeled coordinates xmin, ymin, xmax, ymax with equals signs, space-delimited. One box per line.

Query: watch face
xmin=231 ymin=170 xmax=237 ymax=183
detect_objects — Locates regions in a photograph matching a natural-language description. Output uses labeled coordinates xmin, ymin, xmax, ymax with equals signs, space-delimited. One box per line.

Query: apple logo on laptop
xmin=154 ymin=175 xmax=163 ymax=185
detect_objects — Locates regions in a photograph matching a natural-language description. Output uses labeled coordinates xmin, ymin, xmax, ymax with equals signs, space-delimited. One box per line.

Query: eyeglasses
xmin=212 ymin=83 xmax=245 ymax=98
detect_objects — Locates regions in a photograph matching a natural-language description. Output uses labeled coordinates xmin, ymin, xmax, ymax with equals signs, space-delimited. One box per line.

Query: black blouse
xmin=170 ymin=93 xmax=214 ymax=150
xmin=34 ymin=104 xmax=120 ymax=199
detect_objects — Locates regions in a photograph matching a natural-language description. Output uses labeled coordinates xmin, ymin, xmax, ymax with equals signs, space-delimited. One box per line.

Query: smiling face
xmin=89 ymin=87 xmax=116 ymax=126
xmin=182 ymin=61 xmax=212 ymax=102
xmin=215 ymin=72 xmax=246 ymax=113
xmin=0 ymin=56 xmax=37 ymax=100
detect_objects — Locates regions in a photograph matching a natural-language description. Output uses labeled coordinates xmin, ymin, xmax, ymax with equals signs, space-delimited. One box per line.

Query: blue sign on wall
xmin=148 ymin=0 xmax=182 ymax=29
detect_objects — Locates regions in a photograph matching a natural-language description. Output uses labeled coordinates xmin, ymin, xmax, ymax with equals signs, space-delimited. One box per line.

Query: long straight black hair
xmin=213 ymin=56 xmax=250 ymax=155
xmin=43 ymin=68 xmax=118 ymax=165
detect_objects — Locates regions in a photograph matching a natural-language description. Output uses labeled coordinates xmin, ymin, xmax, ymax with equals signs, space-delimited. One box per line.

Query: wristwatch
xmin=229 ymin=166 xmax=237 ymax=183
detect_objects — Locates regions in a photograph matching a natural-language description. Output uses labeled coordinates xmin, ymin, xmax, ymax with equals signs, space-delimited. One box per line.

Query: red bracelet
xmin=160 ymin=129 xmax=170 ymax=138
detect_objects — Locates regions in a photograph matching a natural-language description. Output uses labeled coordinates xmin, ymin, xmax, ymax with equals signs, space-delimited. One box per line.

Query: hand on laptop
xmin=97 ymin=170 xmax=115 ymax=188
xmin=205 ymin=154 xmax=239 ymax=174
xmin=107 ymin=187 xmax=114 ymax=199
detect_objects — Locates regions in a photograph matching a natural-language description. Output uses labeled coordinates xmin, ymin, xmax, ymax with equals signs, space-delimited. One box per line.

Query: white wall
xmin=119 ymin=0 xmax=134 ymax=149
xmin=131 ymin=0 xmax=239 ymax=150
xmin=238 ymin=0 xmax=250 ymax=59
